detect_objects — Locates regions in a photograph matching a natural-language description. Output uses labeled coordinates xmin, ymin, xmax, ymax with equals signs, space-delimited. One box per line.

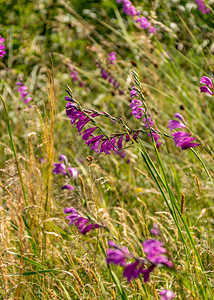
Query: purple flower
xmin=101 ymin=68 xmax=110 ymax=80
xmin=130 ymin=93 xmax=162 ymax=148
xmin=96 ymin=63 xmax=122 ymax=93
xmin=123 ymin=260 xmax=144 ymax=282
xmin=200 ymin=76 xmax=213 ymax=89
xmin=168 ymin=120 xmax=185 ymax=131
xmin=106 ymin=239 xmax=172 ymax=283
xmin=64 ymin=207 xmax=102 ymax=235
xmin=68 ymin=65 xmax=84 ymax=87
xmin=108 ymin=52 xmax=117 ymax=64
xmin=130 ymin=86 xmax=138 ymax=98
xmin=141 ymin=264 xmax=155 ymax=282
xmin=68 ymin=167 xmax=78 ymax=178
xmin=200 ymin=76 xmax=213 ymax=96
xmin=136 ymin=17 xmax=150 ymax=29
xmin=0 ymin=36 xmax=6 ymax=58
xmin=159 ymin=290 xmax=175 ymax=300
xmin=143 ymin=239 xmax=173 ymax=268
xmin=169 ymin=114 xmax=201 ymax=150
xmin=117 ymin=1 xmax=156 ymax=33
xmin=65 ymin=90 xmax=137 ymax=155
xmin=150 ymin=223 xmax=160 ymax=236
xmin=172 ymin=133 xmax=201 ymax=150
xmin=149 ymin=27 xmax=156 ymax=34
xmin=52 ymin=163 xmax=67 ymax=175
xmin=117 ymin=135 xmax=124 ymax=149
xmin=81 ymin=127 xmax=97 ymax=140
xmin=59 ymin=155 xmax=67 ymax=162
xmin=61 ymin=185 xmax=74 ymax=190
xmin=130 ymin=100 xmax=145 ymax=119
xmin=122 ymin=0 xmax=138 ymax=16
xmin=195 ymin=0 xmax=210 ymax=13
xmin=16 ymin=79 xmax=32 ymax=104
xmin=106 ymin=241 xmax=134 ymax=267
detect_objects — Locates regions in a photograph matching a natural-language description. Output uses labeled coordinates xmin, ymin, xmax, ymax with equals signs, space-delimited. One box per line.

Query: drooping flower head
xmin=200 ymin=76 xmax=213 ymax=96
xmin=64 ymin=207 xmax=102 ymax=235
xmin=159 ymin=290 xmax=175 ymax=300
xmin=168 ymin=113 xmax=201 ymax=150
xmin=0 ymin=36 xmax=6 ymax=58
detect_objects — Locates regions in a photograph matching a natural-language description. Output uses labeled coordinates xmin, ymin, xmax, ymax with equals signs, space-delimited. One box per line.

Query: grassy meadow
xmin=0 ymin=0 xmax=214 ymax=299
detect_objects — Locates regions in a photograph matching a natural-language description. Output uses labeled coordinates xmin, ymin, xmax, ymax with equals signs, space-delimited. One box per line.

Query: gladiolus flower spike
xmin=64 ymin=208 xmax=102 ymax=235
xmin=106 ymin=239 xmax=173 ymax=283
xmin=65 ymin=90 xmax=138 ymax=155
xmin=130 ymin=86 xmax=162 ymax=149
xmin=168 ymin=113 xmax=201 ymax=150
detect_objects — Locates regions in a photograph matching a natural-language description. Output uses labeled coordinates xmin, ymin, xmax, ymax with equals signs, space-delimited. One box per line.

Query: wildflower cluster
xmin=200 ymin=76 xmax=213 ymax=96
xmin=168 ymin=113 xmax=200 ymax=150
xmin=65 ymin=93 xmax=137 ymax=155
xmin=68 ymin=65 xmax=84 ymax=87
xmin=64 ymin=207 xmax=102 ymax=235
xmin=130 ymin=86 xmax=162 ymax=149
xmin=106 ymin=238 xmax=173 ymax=282
xmin=195 ymin=0 xmax=210 ymax=14
xmin=16 ymin=78 xmax=32 ymax=104
xmin=96 ymin=62 xmax=124 ymax=95
xmin=52 ymin=154 xmax=78 ymax=190
xmin=0 ymin=36 xmax=6 ymax=58
xmin=117 ymin=0 xmax=156 ymax=34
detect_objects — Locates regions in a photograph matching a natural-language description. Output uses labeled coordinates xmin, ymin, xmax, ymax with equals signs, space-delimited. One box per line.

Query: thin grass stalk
xmin=0 ymin=96 xmax=28 ymax=206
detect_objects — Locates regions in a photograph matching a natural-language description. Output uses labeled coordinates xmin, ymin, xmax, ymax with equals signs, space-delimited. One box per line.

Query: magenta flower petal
xmin=117 ymin=135 xmax=124 ymax=149
xmin=68 ymin=167 xmax=78 ymax=178
xmin=168 ymin=120 xmax=185 ymax=131
xmin=200 ymin=86 xmax=213 ymax=96
xmin=52 ymin=163 xmax=67 ymax=175
xmin=81 ymin=127 xmax=97 ymax=140
xmin=200 ymin=76 xmax=213 ymax=89
xmin=61 ymin=185 xmax=74 ymax=190
xmin=141 ymin=264 xmax=155 ymax=282
xmin=59 ymin=155 xmax=67 ymax=162
xmin=123 ymin=260 xmax=143 ymax=282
